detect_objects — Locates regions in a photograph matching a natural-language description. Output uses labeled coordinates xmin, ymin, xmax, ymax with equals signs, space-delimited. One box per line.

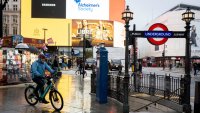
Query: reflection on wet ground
xmin=0 ymin=73 xmax=122 ymax=113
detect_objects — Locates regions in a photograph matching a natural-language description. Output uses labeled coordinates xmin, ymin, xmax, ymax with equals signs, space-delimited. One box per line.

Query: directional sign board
xmin=129 ymin=23 xmax=186 ymax=45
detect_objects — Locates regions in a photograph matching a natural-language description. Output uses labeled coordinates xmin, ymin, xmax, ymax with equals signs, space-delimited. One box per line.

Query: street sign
xmin=147 ymin=23 xmax=169 ymax=45
xmin=129 ymin=23 xmax=187 ymax=45
xmin=130 ymin=31 xmax=186 ymax=38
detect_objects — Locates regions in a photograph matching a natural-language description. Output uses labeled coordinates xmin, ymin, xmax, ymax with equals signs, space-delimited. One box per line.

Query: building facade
xmin=138 ymin=4 xmax=200 ymax=67
xmin=20 ymin=0 xmax=126 ymax=58
xmin=3 ymin=0 xmax=21 ymax=37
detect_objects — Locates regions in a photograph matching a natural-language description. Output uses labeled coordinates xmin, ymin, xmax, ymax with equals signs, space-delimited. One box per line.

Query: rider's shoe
xmin=41 ymin=99 xmax=49 ymax=104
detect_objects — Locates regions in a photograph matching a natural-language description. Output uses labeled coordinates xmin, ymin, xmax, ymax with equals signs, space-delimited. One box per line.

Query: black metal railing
xmin=129 ymin=72 xmax=184 ymax=104
xmin=91 ymin=71 xmax=184 ymax=110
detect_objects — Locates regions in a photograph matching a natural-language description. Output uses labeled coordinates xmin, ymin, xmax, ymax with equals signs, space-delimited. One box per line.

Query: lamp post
xmin=0 ymin=0 xmax=8 ymax=37
xmin=182 ymin=7 xmax=195 ymax=113
xmin=82 ymin=31 xmax=86 ymax=78
xmin=43 ymin=28 xmax=48 ymax=44
xmin=122 ymin=5 xmax=133 ymax=113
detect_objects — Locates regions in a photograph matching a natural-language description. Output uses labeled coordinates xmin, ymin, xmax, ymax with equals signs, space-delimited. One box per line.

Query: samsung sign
xmin=66 ymin=0 xmax=109 ymax=20
xmin=32 ymin=0 xmax=66 ymax=18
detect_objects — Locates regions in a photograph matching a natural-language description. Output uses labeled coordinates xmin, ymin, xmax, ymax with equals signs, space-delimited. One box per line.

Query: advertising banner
xmin=66 ymin=0 xmax=109 ymax=20
xmin=31 ymin=0 xmax=66 ymax=18
xmin=72 ymin=19 xmax=113 ymax=47
xmin=191 ymin=21 xmax=200 ymax=57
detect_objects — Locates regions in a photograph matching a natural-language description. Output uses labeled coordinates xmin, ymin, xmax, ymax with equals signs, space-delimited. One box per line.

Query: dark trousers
xmin=32 ymin=77 xmax=45 ymax=96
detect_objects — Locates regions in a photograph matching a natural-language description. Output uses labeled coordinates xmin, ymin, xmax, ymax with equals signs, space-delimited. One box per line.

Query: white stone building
xmin=3 ymin=0 xmax=20 ymax=36
xmin=138 ymin=4 xmax=200 ymax=67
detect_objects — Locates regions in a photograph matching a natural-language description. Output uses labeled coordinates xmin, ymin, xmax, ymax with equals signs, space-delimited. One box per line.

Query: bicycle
xmin=24 ymin=72 xmax=64 ymax=111
xmin=75 ymin=68 xmax=87 ymax=76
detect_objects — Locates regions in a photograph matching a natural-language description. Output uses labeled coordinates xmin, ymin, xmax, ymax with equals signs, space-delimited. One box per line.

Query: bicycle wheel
xmin=24 ymin=86 xmax=38 ymax=105
xmin=75 ymin=70 xmax=80 ymax=75
xmin=49 ymin=90 xmax=64 ymax=111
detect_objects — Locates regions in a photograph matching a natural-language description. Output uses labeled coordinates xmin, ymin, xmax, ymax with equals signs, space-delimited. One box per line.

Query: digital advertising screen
xmin=66 ymin=0 xmax=109 ymax=20
xmin=31 ymin=0 xmax=66 ymax=18
xmin=72 ymin=19 xmax=114 ymax=47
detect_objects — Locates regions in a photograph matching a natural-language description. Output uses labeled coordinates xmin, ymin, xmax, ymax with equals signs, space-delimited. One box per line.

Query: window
xmin=155 ymin=45 xmax=159 ymax=51
xmin=3 ymin=16 xmax=6 ymax=23
xmin=3 ymin=15 xmax=9 ymax=23
xmin=3 ymin=24 xmax=9 ymax=36
xmin=12 ymin=15 xmax=18 ymax=23
xmin=13 ymin=0 xmax=17 ymax=2
xmin=13 ymin=5 xmax=17 ymax=11
xmin=13 ymin=26 xmax=17 ymax=35
xmin=4 ymin=4 xmax=9 ymax=10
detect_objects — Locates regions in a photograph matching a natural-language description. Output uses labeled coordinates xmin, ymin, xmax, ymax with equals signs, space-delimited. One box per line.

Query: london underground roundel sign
xmin=147 ymin=23 xmax=168 ymax=45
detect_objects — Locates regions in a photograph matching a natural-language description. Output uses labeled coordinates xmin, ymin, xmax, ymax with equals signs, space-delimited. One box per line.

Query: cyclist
xmin=31 ymin=54 xmax=55 ymax=104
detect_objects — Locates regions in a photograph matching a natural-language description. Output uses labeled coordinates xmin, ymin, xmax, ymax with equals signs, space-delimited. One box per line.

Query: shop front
xmin=0 ymin=35 xmax=44 ymax=85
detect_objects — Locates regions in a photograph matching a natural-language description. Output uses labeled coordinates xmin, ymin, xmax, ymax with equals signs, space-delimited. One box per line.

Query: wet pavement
xmin=0 ymin=71 xmax=123 ymax=113
xmin=0 ymin=67 xmax=196 ymax=113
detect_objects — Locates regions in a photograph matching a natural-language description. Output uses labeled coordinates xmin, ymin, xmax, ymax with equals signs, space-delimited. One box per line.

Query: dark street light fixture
xmin=122 ymin=5 xmax=133 ymax=113
xmin=43 ymin=28 xmax=48 ymax=44
xmin=182 ymin=7 xmax=195 ymax=113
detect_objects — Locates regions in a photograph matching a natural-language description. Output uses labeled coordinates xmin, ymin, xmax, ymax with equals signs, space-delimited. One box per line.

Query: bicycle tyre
xmin=75 ymin=70 xmax=80 ymax=75
xmin=24 ymin=86 xmax=38 ymax=106
xmin=49 ymin=90 xmax=64 ymax=111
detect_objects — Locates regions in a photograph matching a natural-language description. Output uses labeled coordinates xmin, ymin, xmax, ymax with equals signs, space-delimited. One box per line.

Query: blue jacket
xmin=31 ymin=59 xmax=55 ymax=79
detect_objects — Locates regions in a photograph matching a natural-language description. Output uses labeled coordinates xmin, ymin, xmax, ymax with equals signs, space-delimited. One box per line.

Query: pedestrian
xmin=193 ymin=62 xmax=198 ymax=76
xmin=169 ymin=61 xmax=173 ymax=70
xmin=52 ymin=56 xmax=59 ymax=71
xmin=138 ymin=61 xmax=142 ymax=72
xmin=58 ymin=57 xmax=63 ymax=69
xmin=68 ymin=59 xmax=72 ymax=69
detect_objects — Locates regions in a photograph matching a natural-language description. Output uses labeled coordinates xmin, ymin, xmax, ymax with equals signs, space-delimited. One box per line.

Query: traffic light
xmin=162 ymin=52 xmax=165 ymax=57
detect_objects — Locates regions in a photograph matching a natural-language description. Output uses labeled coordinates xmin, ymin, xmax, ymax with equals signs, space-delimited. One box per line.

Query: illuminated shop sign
xmin=66 ymin=0 xmax=109 ymax=20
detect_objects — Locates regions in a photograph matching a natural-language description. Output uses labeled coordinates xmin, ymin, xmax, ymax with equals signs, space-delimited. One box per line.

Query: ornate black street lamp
xmin=0 ymin=0 xmax=8 ymax=37
xmin=122 ymin=5 xmax=133 ymax=113
xmin=182 ymin=7 xmax=195 ymax=113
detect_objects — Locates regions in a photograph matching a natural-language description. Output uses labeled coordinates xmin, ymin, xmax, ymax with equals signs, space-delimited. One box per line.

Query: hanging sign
xmin=147 ymin=23 xmax=169 ymax=45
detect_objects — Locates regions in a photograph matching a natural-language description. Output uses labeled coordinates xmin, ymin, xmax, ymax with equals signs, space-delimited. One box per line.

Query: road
xmin=0 ymin=70 xmax=122 ymax=113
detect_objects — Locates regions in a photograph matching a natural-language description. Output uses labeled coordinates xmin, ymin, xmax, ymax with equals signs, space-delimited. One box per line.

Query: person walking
xmin=193 ymin=62 xmax=198 ymax=76
xmin=52 ymin=55 xmax=59 ymax=71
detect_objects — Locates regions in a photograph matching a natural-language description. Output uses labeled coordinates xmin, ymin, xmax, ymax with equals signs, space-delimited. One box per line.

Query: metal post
xmin=82 ymin=33 xmax=86 ymax=78
xmin=123 ymin=21 xmax=130 ymax=113
xmin=0 ymin=0 xmax=8 ymax=37
xmin=43 ymin=28 xmax=48 ymax=44
xmin=162 ymin=43 xmax=166 ymax=70
xmin=132 ymin=24 xmax=137 ymax=92
xmin=183 ymin=22 xmax=192 ymax=113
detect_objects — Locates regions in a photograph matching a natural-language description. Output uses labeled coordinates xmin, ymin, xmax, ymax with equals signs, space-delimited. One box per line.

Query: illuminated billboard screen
xmin=72 ymin=19 xmax=114 ymax=47
xmin=66 ymin=0 xmax=109 ymax=20
xmin=31 ymin=0 xmax=66 ymax=18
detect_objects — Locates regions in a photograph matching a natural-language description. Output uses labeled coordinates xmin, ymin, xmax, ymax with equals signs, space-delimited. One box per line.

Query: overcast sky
xmin=126 ymin=0 xmax=200 ymax=30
